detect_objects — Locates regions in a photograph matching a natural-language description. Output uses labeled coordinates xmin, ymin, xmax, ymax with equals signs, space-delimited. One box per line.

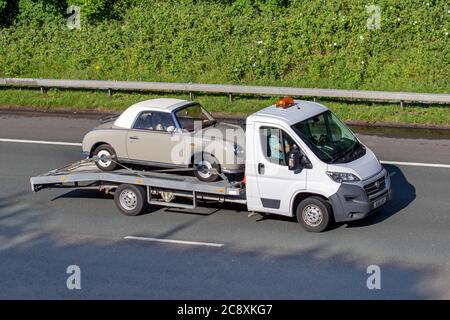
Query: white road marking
xmin=1 ymin=138 xmax=449 ymax=169
xmin=380 ymin=161 xmax=450 ymax=169
xmin=0 ymin=138 xmax=82 ymax=146
xmin=124 ymin=236 xmax=224 ymax=247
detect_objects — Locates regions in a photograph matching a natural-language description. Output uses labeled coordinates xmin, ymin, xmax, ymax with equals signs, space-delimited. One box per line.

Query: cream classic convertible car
xmin=82 ymin=98 xmax=245 ymax=182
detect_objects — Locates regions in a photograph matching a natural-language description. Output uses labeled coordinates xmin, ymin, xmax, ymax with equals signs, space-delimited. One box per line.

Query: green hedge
xmin=0 ymin=0 xmax=448 ymax=93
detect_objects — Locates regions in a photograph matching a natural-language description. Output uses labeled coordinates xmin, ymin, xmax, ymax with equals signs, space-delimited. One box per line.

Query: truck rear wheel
xmin=296 ymin=196 xmax=331 ymax=232
xmin=114 ymin=184 xmax=148 ymax=216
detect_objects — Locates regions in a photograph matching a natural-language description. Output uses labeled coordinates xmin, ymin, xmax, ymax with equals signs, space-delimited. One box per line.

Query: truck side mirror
xmin=289 ymin=151 xmax=312 ymax=171
xmin=288 ymin=150 xmax=301 ymax=171
xmin=300 ymin=154 xmax=313 ymax=169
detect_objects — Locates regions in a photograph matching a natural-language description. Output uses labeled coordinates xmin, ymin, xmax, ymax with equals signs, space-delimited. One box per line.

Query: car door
xmin=253 ymin=123 xmax=307 ymax=216
xmin=126 ymin=111 xmax=181 ymax=165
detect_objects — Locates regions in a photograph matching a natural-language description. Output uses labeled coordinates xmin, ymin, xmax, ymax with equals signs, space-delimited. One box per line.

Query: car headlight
xmin=233 ymin=144 xmax=244 ymax=157
xmin=326 ymin=171 xmax=360 ymax=183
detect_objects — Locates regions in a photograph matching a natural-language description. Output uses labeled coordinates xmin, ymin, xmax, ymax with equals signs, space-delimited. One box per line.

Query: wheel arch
xmin=190 ymin=151 xmax=220 ymax=166
xmin=290 ymin=191 xmax=333 ymax=218
xmin=90 ymin=142 xmax=110 ymax=157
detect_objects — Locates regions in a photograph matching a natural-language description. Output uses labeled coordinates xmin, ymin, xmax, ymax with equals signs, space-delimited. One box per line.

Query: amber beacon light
xmin=275 ymin=96 xmax=296 ymax=109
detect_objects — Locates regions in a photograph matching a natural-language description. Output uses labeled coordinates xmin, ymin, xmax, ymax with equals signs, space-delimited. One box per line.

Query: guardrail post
xmin=400 ymin=100 xmax=404 ymax=108
xmin=189 ymin=92 xmax=194 ymax=101
xmin=40 ymin=86 xmax=45 ymax=94
xmin=228 ymin=93 xmax=233 ymax=103
xmin=107 ymin=88 xmax=112 ymax=98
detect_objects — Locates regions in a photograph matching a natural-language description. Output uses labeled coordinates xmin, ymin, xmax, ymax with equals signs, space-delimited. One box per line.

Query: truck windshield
xmin=291 ymin=111 xmax=365 ymax=164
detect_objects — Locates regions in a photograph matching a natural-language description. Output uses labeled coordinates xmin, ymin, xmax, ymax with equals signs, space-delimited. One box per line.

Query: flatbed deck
xmin=30 ymin=159 xmax=246 ymax=210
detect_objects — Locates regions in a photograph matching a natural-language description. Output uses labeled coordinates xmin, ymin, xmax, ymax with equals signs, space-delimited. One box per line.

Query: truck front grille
xmin=364 ymin=176 xmax=386 ymax=197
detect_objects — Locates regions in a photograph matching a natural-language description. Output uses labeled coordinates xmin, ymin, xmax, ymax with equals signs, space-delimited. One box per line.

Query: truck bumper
xmin=329 ymin=175 xmax=392 ymax=222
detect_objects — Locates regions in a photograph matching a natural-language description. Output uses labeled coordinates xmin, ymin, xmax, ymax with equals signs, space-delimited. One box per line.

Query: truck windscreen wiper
xmin=330 ymin=142 xmax=360 ymax=163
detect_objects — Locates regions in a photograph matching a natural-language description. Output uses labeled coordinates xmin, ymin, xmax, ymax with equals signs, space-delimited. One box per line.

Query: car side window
xmin=133 ymin=111 xmax=175 ymax=132
xmin=133 ymin=112 xmax=153 ymax=130
xmin=260 ymin=126 xmax=300 ymax=166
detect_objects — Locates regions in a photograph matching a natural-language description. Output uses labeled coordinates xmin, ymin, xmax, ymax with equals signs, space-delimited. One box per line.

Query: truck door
xmin=253 ymin=123 xmax=307 ymax=216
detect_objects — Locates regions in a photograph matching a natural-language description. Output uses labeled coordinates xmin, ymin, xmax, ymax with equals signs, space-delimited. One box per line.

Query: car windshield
xmin=175 ymin=104 xmax=216 ymax=132
xmin=291 ymin=111 xmax=365 ymax=164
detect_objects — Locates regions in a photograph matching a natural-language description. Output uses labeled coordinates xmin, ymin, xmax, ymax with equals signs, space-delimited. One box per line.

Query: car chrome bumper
xmin=222 ymin=167 xmax=245 ymax=174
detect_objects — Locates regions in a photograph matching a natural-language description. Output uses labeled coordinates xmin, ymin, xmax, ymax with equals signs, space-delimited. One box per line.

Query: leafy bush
xmin=0 ymin=0 xmax=448 ymax=93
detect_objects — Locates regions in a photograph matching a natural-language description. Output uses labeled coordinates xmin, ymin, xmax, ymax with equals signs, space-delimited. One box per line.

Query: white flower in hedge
xmin=361 ymin=61 xmax=365 ymax=65
xmin=397 ymin=17 xmax=401 ymax=22
xmin=333 ymin=42 xmax=337 ymax=46
xmin=359 ymin=35 xmax=364 ymax=41
xmin=445 ymin=32 xmax=449 ymax=36
xmin=256 ymin=40 xmax=263 ymax=45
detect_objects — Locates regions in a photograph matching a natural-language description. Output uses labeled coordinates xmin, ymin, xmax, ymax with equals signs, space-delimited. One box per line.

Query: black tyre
xmin=296 ymin=196 xmax=331 ymax=232
xmin=193 ymin=153 xmax=221 ymax=182
xmin=93 ymin=144 xmax=118 ymax=171
xmin=114 ymin=184 xmax=148 ymax=216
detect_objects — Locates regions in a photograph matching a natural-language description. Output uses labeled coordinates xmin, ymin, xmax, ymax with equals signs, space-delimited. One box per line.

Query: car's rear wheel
xmin=193 ymin=153 xmax=221 ymax=182
xmin=93 ymin=144 xmax=118 ymax=171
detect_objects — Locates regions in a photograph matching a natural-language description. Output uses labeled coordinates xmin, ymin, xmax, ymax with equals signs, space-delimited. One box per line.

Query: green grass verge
xmin=0 ymin=88 xmax=449 ymax=127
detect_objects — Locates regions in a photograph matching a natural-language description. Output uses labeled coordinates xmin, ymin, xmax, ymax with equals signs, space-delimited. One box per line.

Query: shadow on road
xmin=0 ymin=188 xmax=443 ymax=299
xmin=345 ymin=164 xmax=416 ymax=228
xmin=51 ymin=189 xmax=113 ymax=202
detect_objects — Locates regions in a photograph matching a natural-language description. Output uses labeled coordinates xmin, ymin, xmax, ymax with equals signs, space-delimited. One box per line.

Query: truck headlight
xmin=234 ymin=144 xmax=244 ymax=157
xmin=326 ymin=171 xmax=360 ymax=183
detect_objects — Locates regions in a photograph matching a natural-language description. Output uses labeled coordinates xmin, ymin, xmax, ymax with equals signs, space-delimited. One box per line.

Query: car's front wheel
xmin=93 ymin=144 xmax=118 ymax=171
xmin=193 ymin=153 xmax=221 ymax=182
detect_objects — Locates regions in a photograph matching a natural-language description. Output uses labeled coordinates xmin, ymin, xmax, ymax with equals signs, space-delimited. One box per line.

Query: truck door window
xmin=260 ymin=127 xmax=299 ymax=166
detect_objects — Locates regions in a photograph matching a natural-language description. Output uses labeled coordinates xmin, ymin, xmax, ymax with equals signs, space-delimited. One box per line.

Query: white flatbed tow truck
xmin=31 ymin=98 xmax=392 ymax=232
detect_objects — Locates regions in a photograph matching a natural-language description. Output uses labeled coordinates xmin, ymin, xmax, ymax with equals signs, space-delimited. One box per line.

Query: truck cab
xmin=244 ymin=98 xmax=392 ymax=232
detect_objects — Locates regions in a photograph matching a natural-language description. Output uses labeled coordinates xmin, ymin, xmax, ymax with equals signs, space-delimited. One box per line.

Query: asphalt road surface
xmin=0 ymin=111 xmax=449 ymax=299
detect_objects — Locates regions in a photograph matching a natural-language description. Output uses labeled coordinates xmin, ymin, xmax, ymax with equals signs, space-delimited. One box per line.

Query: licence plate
xmin=373 ymin=196 xmax=387 ymax=209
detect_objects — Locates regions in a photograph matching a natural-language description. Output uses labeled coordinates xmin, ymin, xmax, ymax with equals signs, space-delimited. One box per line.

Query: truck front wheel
xmin=296 ymin=196 xmax=331 ymax=232
xmin=114 ymin=184 xmax=148 ymax=216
